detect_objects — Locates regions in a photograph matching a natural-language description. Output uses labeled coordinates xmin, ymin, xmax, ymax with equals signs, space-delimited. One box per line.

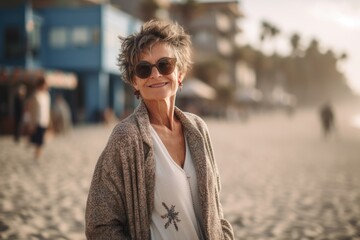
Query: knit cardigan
xmin=85 ymin=101 xmax=234 ymax=240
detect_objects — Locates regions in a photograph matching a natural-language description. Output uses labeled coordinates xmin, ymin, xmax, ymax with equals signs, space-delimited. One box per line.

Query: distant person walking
xmin=52 ymin=94 xmax=72 ymax=134
xmin=319 ymin=102 xmax=335 ymax=137
xmin=13 ymin=84 xmax=27 ymax=143
xmin=29 ymin=78 xmax=50 ymax=159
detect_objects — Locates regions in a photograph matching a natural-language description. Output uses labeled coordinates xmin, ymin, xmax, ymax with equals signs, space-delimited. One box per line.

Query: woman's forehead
xmin=139 ymin=42 xmax=174 ymax=60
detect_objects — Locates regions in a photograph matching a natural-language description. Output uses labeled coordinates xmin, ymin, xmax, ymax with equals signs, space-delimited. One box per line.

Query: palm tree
xmin=259 ymin=20 xmax=271 ymax=46
xmin=290 ymin=33 xmax=301 ymax=57
xmin=338 ymin=52 xmax=347 ymax=61
xmin=259 ymin=20 xmax=280 ymax=54
xmin=269 ymin=25 xmax=280 ymax=52
xmin=305 ymin=39 xmax=320 ymax=58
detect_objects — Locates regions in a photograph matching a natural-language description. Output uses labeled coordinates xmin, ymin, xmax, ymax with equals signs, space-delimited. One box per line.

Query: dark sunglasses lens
xmin=135 ymin=58 xmax=176 ymax=79
xmin=135 ymin=63 xmax=151 ymax=79
xmin=158 ymin=59 xmax=175 ymax=75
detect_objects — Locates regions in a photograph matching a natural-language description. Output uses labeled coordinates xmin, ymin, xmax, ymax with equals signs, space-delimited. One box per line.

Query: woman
xmin=29 ymin=77 xmax=50 ymax=159
xmin=85 ymin=19 xmax=234 ymax=240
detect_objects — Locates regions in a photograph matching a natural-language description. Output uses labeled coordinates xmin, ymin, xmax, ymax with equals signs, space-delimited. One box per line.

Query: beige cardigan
xmin=85 ymin=101 xmax=234 ymax=240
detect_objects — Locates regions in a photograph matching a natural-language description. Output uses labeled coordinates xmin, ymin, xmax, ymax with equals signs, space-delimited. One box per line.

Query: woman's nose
xmin=150 ymin=66 xmax=161 ymax=78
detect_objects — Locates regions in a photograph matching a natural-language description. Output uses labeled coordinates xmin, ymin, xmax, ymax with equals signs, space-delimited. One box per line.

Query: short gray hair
xmin=118 ymin=19 xmax=193 ymax=85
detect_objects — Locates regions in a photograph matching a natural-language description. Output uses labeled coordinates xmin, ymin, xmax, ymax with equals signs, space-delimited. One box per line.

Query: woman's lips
xmin=148 ymin=82 xmax=168 ymax=88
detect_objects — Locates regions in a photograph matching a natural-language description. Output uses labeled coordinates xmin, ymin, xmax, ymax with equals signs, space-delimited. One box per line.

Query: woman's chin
xmin=143 ymin=93 xmax=177 ymax=102
xmin=142 ymin=89 xmax=177 ymax=101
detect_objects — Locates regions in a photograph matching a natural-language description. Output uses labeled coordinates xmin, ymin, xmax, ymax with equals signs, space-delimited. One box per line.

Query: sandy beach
xmin=1 ymin=100 xmax=360 ymax=239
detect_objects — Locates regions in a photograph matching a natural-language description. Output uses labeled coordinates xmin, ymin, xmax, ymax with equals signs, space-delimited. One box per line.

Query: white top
xmin=150 ymin=126 xmax=204 ymax=240
xmin=34 ymin=90 xmax=50 ymax=127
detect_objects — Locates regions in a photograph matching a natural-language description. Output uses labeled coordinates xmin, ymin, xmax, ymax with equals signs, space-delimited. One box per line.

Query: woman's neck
xmin=144 ymin=98 xmax=177 ymax=131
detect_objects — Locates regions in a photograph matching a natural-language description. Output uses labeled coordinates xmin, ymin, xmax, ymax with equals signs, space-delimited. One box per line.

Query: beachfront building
xmin=39 ymin=4 xmax=141 ymax=121
xmin=110 ymin=0 xmax=171 ymax=21
xmin=170 ymin=0 xmax=243 ymax=87
xmin=0 ymin=1 xmax=141 ymax=132
xmin=169 ymin=0 xmax=254 ymax=117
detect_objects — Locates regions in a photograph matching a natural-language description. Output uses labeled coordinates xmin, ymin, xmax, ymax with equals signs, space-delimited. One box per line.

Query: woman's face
xmin=132 ymin=42 xmax=184 ymax=102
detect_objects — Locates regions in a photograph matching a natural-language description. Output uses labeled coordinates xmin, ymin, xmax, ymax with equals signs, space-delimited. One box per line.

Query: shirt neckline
xmin=150 ymin=125 xmax=189 ymax=171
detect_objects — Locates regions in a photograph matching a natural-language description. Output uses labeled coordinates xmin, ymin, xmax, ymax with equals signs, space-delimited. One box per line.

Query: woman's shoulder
xmin=109 ymin=114 xmax=140 ymax=141
xmin=183 ymin=111 xmax=208 ymax=129
xmin=99 ymin=115 xmax=142 ymax=165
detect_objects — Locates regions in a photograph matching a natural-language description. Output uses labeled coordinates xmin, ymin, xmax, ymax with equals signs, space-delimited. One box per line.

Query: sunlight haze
xmin=240 ymin=0 xmax=360 ymax=95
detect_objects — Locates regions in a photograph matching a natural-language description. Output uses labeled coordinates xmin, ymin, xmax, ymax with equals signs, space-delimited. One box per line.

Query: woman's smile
xmin=147 ymin=82 xmax=169 ymax=88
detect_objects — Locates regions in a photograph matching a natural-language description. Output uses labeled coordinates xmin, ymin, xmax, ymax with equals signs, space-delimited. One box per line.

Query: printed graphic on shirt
xmin=161 ymin=202 xmax=181 ymax=231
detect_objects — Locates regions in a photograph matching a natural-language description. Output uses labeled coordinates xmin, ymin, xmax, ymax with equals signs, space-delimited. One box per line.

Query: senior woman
xmin=85 ymin=19 xmax=234 ymax=240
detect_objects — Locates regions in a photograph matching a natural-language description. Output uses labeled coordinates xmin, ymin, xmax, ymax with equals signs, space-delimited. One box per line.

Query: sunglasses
xmin=134 ymin=57 xmax=177 ymax=79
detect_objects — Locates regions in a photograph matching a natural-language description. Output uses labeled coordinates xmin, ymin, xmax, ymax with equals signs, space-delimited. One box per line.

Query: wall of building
xmin=101 ymin=4 xmax=141 ymax=74
xmin=38 ymin=5 xmax=141 ymax=122
xmin=39 ymin=6 xmax=102 ymax=71
xmin=0 ymin=5 xmax=26 ymax=67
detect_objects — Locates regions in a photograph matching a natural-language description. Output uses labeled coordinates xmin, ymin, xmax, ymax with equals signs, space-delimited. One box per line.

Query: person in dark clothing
xmin=29 ymin=78 xmax=50 ymax=159
xmin=319 ymin=102 xmax=335 ymax=137
xmin=13 ymin=84 xmax=27 ymax=143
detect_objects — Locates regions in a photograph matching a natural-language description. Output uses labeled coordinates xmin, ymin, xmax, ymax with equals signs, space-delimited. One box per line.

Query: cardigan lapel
xmin=174 ymin=108 xmax=210 ymax=237
xmin=134 ymin=101 xmax=152 ymax=149
xmin=134 ymin=101 xmax=155 ymax=226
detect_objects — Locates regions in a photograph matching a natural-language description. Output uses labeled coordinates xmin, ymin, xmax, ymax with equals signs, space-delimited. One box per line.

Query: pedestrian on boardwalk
xmin=29 ymin=77 xmax=50 ymax=159
xmin=319 ymin=101 xmax=336 ymax=137
xmin=52 ymin=94 xmax=72 ymax=135
xmin=13 ymin=84 xmax=27 ymax=143
xmin=86 ymin=19 xmax=234 ymax=240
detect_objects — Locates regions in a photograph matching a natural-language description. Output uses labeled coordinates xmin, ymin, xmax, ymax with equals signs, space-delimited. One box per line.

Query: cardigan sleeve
xmin=85 ymin=136 xmax=130 ymax=240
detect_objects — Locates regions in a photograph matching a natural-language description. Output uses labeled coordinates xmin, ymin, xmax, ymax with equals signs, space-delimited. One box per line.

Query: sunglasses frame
xmin=134 ymin=57 xmax=177 ymax=79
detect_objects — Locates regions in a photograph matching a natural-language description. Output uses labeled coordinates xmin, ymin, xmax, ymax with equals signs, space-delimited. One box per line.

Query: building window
xmin=217 ymin=36 xmax=232 ymax=56
xmin=193 ymin=31 xmax=211 ymax=45
xmin=92 ymin=27 xmax=100 ymax=44
xmin=49 ymin=27 xmax=67 ymax=48
xmin=71 ymin=27 xmax=90 ymax=47
xmin=4 ymin=26 xmax=24 ymax=59
xmin=216 ymin=12 xmax=231 ymax=33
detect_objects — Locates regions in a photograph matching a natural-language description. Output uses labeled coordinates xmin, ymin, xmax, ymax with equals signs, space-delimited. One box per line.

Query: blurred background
xmin=0 ymin=0 xmax=359 ymax=239
xmin=0 ymin=0 xmax=358 ymax=125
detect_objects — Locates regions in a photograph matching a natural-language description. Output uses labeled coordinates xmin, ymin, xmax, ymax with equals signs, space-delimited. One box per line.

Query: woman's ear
xmin=132 ymin=79 xmax=139 ymax=90
xmin=178 ymin=71 xmax=185 ymax=83
xmin=132 ymin=81 xmax=141 ymax=99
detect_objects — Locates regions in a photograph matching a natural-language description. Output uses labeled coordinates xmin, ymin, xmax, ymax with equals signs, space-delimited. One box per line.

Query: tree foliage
xmin=234 ymin=21 xmax=353 ymax=105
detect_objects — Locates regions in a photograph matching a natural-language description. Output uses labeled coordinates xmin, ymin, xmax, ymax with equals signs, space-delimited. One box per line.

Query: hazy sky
xmin=240 ymin=0 xmax=360 ymax=94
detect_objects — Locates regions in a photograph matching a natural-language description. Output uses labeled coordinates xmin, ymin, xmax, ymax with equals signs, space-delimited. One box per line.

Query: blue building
xmin=0 ymin=2 xmax=141 ymax=129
